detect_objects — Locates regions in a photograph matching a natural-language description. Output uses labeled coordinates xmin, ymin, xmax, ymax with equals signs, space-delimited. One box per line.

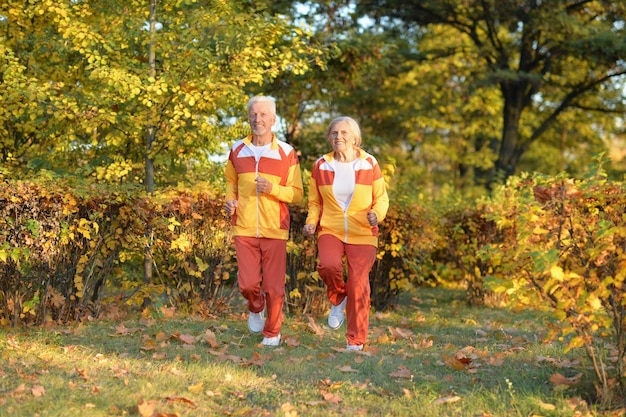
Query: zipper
xmin=255 ymin=157 xmax=260 ymax=238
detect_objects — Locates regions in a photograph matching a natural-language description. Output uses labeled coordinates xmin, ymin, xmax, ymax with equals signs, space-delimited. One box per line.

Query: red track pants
xmin=234 ymin=236 xmax=286 ymax=338
xmin=317 ymin=234 xmax=377 ymax=346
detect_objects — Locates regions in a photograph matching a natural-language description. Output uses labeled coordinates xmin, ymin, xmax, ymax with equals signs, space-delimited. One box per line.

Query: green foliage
xmin=353 ymin=0 xmax=626 ymax=188
xmin=0 ymin=0 xmax=332 ymax=186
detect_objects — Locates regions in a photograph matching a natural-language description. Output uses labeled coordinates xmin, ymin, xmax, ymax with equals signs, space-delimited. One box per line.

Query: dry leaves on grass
xmin=389 ymin=366 xmax=413 ymax=379
xmin=306 ymin=315 xmax=325 ymax=337
xmin=432 ymin=394 xmax=461 ymax=405
xmin=549 ymin=372 xmax=583 ymax=387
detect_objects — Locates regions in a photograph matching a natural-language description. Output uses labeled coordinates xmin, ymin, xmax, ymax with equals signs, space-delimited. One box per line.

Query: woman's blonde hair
xmin=326 ymin=116 xmax=362 ymax=147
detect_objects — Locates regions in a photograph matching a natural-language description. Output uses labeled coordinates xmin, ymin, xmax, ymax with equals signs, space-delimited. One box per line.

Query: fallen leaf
xmin=161 ymin=305 xmax=176 ymax=318
xmin=388 ymin=326 xmax=413 ymax=340
xmin=280 ymin=402 xmax=298 ymax=417
xmin=203 ymin=329 xmax=219 ymax=348
xmin=318 ymin=378 xmax=343 ymax=390
xmin=139 ymin=316 xmax=156 ymax=326
xmin=155 ymin=331 xmax=168 ymax=342
xmin=75 ymin=367 xmax=90 ymax=381
xmin=432 ymin=395 xmax=461 ymax=405
xmin=31 ymin=385 xmax=46 ymax=397
xmin=10 ymin=384 xmax=26 ymax=396
xmin=140 ymin=338 xmax=158 ymax=351
xmin=320 ymin=390 xmax=342 ymax=404
xmin=307 ymin=315 xmax=325 ymax=337
xmin=188 ymin=382 xmax=204 ymax=394
xmin=137 ymin=399 xmax=156 ymax=417
xmin=338 ymin=365 xmax=358 ymax=373
xmin=389 ymin=366 xmax=412 ymax=379
xmin=537 ymin=400 xmax=556 ymax=410
xmin=442 ymin=353 xmax=470 ymax=371
xmin=283 ymin=335 xmax=301 ymax=347
xmin=164 ymin=396 xmax=196 ymax=407
xmin=245 ymin=352 xmax=266 ymax=367
xmin=549 ymin=372 xmax=582 ymax=386
xmin=172 ymin=332 xmax=196 ymax=345
xmin=114 ymin=323 xmax=141 ymax=336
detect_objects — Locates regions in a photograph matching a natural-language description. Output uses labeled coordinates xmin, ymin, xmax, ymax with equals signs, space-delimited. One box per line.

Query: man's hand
xmin=255 ymin=177 xmax=273 ymax=194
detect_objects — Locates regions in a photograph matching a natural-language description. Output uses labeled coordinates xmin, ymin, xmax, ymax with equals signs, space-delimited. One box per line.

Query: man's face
xmin=248 ymin=102 xmax=276 ymax=136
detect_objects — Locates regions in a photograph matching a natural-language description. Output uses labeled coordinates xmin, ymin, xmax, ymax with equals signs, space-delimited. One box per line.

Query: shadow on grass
xmin=0 ymin=286 xmax=612 ymax=417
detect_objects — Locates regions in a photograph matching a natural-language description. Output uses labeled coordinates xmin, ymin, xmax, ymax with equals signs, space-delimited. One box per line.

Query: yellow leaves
xmin=73 ymin=275 xmax=85 ymax=298
xmin=586 ymin=294 xmax=602 ymax=311
xmin=550 ymin=265 xmax=564 ymax=281
xmin=187 ymin=381 xmax=204 ymax=394
xmin=94 ymin=160 xmax=134 ymax=183
xmin=167 ymin=217 xmax=182 ymax=231
xmin=170 ymin=233 xmax=191 ymax=252
xmin=76 ymin=218 xmax=98 ymax=239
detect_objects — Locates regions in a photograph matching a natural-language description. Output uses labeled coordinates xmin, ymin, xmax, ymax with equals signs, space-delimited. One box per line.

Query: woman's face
xmin=328 ymin=121 xmax=355 ymax=153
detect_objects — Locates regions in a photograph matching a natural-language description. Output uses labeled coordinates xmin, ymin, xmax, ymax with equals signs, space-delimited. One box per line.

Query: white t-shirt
xmin=332 ymin=161 xmax=356 ymax=211
xmin=250 ymin=143 xmax=270 ymax=161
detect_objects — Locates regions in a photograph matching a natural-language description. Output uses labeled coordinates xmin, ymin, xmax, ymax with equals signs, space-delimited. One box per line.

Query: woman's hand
xmin=366 ymin=211 xmax=378 ymax=226
xmin=303 ymin=224 xmax=316 ymax=237
xmin=225 ymin=200 xmax=238 ymax=216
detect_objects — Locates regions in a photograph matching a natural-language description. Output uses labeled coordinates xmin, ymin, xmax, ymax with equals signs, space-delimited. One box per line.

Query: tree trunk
xmin=492 ymin=83 xmax=525 ymax=186
xmin=143 ymin=0 xmax=157 ymax=285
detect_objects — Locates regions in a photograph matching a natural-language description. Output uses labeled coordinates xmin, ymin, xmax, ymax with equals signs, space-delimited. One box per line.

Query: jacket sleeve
xmin=371 ymin=166 xmax=389 ymax=222
xmin=268 ymin=152 xmax=303 ymax=204
xmin=305 ymin=167 xmax=321 ymax=226
xmin=225 ymin=153 xmax=238 ymax=201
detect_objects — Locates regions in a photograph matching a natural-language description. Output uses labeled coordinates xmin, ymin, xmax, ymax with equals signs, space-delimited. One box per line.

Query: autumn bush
xmin=416 ymin=163 xmax=626 ymax=406
xmin=436 ymin=204 xmax=516 ymax=306
xmin=0 ymin=177 xmax=434 ymax=326
xmin=484 ymin=171 xmax=626 ymax=407
xmin=0 ymin=178 xmax=144 ymax=325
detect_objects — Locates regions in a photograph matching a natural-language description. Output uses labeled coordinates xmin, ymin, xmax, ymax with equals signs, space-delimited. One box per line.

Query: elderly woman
xmin=303 ymin=116 xmax=389 ymax=351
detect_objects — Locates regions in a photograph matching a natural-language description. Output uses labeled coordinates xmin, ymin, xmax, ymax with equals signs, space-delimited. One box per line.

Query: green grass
xmin=0 ymin=287 xmax=618 ymax=416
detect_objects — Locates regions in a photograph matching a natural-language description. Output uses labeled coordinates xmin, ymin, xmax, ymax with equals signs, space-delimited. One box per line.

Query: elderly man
xmin=224 ymin=95 xmax=303 ymax=347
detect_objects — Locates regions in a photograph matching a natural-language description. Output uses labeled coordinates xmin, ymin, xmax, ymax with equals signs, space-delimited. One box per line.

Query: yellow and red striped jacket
xmin=306 ymin=150 xmax=389 ymax=247
xmin=225 ymin=134 xmax=303 ymax=240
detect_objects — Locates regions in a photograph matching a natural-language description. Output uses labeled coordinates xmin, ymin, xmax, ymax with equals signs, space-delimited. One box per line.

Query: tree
xmin=0 ymin=0 xmax=330 ymax=185
xmin=353 ymin=0 xmax=626 ymax=187
xmin=1 ymin=0 xmax=331 ymax=284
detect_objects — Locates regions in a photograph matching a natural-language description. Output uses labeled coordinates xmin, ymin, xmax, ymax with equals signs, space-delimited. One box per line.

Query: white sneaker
xmin=248 ymin=310 xmax=265 ymax=333
xmin=328 ymin=297 xmax=347 ymax=330
xmin=262 ymin=334 xmax=281 ymax=347
xmin=346 ymin=344 xmax=363 ymax=351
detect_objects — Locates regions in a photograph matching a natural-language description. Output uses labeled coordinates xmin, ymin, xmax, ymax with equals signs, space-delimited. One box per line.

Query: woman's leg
xmin=344 ymin=244 xmax=376 ymax=346
xmin=317 ymin=234 xmax=347 ymax=305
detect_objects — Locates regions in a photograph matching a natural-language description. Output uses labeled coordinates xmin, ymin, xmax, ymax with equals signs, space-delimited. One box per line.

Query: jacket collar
xmin=244 ymin=133 xmax=278 ymax=149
